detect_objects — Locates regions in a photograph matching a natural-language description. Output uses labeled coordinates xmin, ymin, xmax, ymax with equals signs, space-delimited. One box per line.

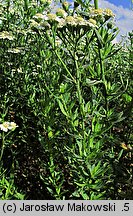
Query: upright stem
xmin=98 ymin=48 xmax=108 ymax=114
xmin=75 ymin=59 xmax=86 ymax=155
xmin=46 ymin=30 xmax=76 ymax=83
xmin=24 ymin=0 xmax=28 ymax=11
xmin=94 ymin=0 xmax=98 ymax=9
xmin=0 ymin=132 xmax=5 ymax=162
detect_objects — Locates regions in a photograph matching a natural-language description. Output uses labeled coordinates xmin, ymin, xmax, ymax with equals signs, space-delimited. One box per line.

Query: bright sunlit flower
xmin=17 ymin=68 xmax=23 ymax=73
xmin=43 ymin=13 xmax=61 ymax=22
xmin=57 ymin=18 xmax=66 ymax=28
xmin=75 ymin=16 xmax=86 ymax=25
xmin=65 ymin=16 xmax=76 ymax=26
xmin=104 ymin=8 xmax=115 ymax=17
xmin=0 ymin=122 xmax=18 ymax=132
xmin=89 ymin=18 xmax=97 ymax=25
xmin=9 ymin=122 xmax=18 ymax=130
xmin=30 ymin=19 xmax=39 ymax=27
xmin=0 ymin=122 xmax=9 ymax=132
xmin=40 ymin=21 xmax=51 ymax=29
xmin=90 ymin=8 xmax=103 ymax=19
xmin=0 ymin=31 xmax=14 ymax=40
xmin=34 ymin=13 xmax=44 ymax=19
xmin=8 ymin=48 xmax=21 ymax=54
xmin=76 ymin=16 xmax=84 ymax=22
xmin=47 ymin=13 xmax=58 ymax=21
xmin=93 ymin=8 xmax=103 ymax=15
xmin=33 ymin=13 xmax=44 ymax=22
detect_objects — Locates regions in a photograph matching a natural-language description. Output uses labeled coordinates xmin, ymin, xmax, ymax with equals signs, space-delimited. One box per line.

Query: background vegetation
xmin=0 ymin=0 xmax=133 ymax=199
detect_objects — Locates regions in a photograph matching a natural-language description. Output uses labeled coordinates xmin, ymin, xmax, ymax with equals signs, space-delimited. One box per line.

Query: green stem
xmin=94 ymin=0 xmax=98 ymax=9
xmin=46 ymin=31 xmax=76 ymax=83
xmin=0 ymin=132 xmax=5 ymax=162
xmin=75 ymin=59 xmax=86 ymax=155
xmin=98 ymin=48 xmax=108 ymax=113
xmin=55 ymin=50 xmax=76 ymax=83
xmin=98 ymin=49 xmax=105 ymax=81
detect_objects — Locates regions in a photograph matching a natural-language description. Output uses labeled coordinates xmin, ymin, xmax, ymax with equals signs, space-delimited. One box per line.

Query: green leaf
xmin=80 ymin=191 xmax=89 ymax=199
xmin=117 ymin=149 xmax=124 ymax=160
xmin=122 ymin=94 xmax=132 ymax=103
xmin=76 ymin=140 xmax=83 ymax=156
xmin=75 ymin=182 xmax=86 ymax=187
xmin=71 ymin=190 xmax=80 ymax=198
xmin=14 ymin=192 xmax=25 ymax=200
xmin=107 ymin=47 xmax=121 ymax=58
xmin=85 ymin=78 xmax=103 ymax=86
xmin=94 ymin=29 xmax=105 ymax=48
xmin=57 ymin=99 xmax=68 ymax=117
xmin=90 ymin=192 xmax=105 ymax=200
xmin=48 ymin=131 xmax=53 ymax=139
xmin=102 ymin=44 xmax=112 ymax=58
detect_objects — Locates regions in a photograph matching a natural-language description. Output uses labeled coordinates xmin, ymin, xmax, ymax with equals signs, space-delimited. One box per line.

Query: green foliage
xmin=0 ymin=168 xmax=25 ymax=200
xmin=0 ymin=0 xmax=132 ymax=200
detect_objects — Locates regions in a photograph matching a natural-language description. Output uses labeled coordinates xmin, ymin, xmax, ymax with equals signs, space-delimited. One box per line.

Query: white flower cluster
xmin=46 ymin=13 xmax=97 ymax=28
xmin=0 ymin=122 xmax=18 ymax=132
xmin=8 ymin=48 xmax=22 ymax=54
xmin=0 ymin=31 xmax=14 ymax=40
xmin=65 ymin=15 xmax=96 ymax=27
xmin=31 ymin=10 xmax=98 ymax=30
xmin=90 ymin=8 xmax=115 ymax=19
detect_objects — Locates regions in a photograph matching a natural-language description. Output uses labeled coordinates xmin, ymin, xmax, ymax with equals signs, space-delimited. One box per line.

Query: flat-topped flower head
xmin=65 ymin=16 xmax=76 ymax=26
xmin=33 ymin=13 xmax=44 ymax=22
xmin=76 ymin=16 xmax=84 ymax=22
xmin=30 ymin=19 xmax=40 ymax=31
xmin=57 ymin=18 xmax=66 ymax=28
xmin=93 ymin=8 xmax=103 ymax=15
xmin=104 ymin=9 xmax=115 ymax=17
xmin=88 ymin=18 xmax=97 ymax=26
xmin=45 ymin=13 xmax=61 ymax=22
xmin=30 ymin=19 xmax=39 ymax=27
xmin=75 ymin=16 xmax=85 ymax=25
xmin=47 ymin=13 xmax=57 ymax=20
xmin=40 ymin=21 xmax=51 ymax=29
xmin=8 ymin=48 xmax=21 ymax=54
xmin=0 ymin=31 xmax=14 ymax=40
xmin=56 ymin=8 xmax=67 ymax=18
xmin=34 ymin=13 xmax=44 ymax=19
xmin=90 ymin=8 xmax=103 ymax=18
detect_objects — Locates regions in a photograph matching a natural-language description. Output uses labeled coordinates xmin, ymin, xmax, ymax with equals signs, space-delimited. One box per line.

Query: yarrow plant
xmin=0 ymin=121 xmax=18 ymax=161
xmin=0 ymin=0 xmax=132 ymax=200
